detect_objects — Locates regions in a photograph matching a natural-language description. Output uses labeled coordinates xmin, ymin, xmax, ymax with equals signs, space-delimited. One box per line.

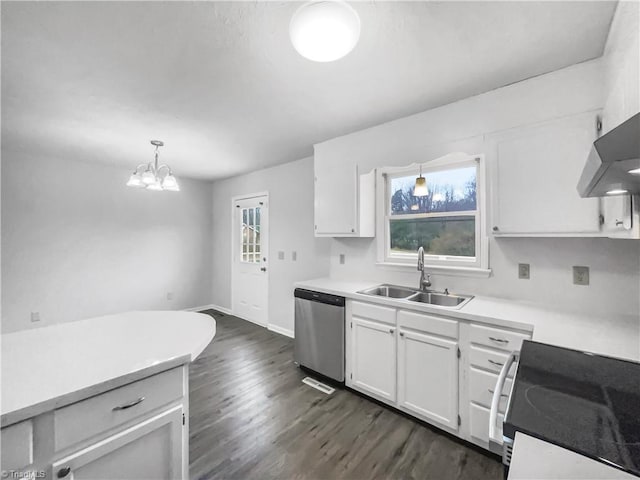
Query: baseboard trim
xmin=267 ymin=324 xmax=294 ymax=339
xmin=185 ymin=303 xmax=233 ymax=315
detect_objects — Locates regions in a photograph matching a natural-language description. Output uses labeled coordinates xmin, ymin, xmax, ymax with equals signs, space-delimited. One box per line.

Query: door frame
xmin=230 ymin=191 xmax=269 ymax=327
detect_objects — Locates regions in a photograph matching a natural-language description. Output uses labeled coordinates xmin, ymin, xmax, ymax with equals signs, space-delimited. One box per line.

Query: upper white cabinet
xmin=488 ymin=111 xmax=602 ymax=236
xmin=314 ymin=143 xmax=375 ymax=237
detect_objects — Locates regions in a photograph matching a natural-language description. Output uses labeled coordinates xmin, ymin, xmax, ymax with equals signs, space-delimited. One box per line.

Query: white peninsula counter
xmin=1 ymin=310 xmax=216 ymax=479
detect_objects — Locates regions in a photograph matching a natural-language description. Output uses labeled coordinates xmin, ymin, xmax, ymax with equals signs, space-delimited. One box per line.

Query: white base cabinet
xmin=52 ymin=406 xmax=183 ymax=480
xmin=398 ymin=329 xmax=459 ymax=430
xmin=351 ymin=316 xmax=397 ymax=402
xmin=346 ymin=299 xmax=532 ymax=453
xmin=1 ymin=365 xmax=189 ymax=480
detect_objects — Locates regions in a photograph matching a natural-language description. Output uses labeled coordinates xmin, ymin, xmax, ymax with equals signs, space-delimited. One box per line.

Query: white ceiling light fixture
xmin=126 ymin=140 xmax=180 ymax=192
xmin=289 ymin=1 xmax=360 ymax=62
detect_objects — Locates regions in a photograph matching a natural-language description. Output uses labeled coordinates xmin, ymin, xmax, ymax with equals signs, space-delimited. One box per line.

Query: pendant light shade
xmin=289 ymin=1 xmax=360 ymax=62
xmin=414 ymin=165 xmax=429 ymax=197
xmin=126 ymin=140 xmax=180 ymax=192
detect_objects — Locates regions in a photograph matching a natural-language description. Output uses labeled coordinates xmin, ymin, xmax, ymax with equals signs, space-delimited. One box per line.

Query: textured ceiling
xmin=1 ymin=1 xmax=617 ymax=180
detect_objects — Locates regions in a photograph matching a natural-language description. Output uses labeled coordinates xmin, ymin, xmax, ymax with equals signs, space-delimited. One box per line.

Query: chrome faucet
xmin=417 ymin=246 xmax=432 ymax=291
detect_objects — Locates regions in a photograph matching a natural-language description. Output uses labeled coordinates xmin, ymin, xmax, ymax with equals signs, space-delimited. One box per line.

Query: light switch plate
xmin=518 ymin=263 xmax=530 ymax=279
xmin=292 ymin=251 xmax=297 ymax=261
xmin=339 ymin=254 xmax=345 ymax=265
xmin=31 ymin=312 xmax=40 ymax=322
xmin=573 ymin=266 xmax=589 ymax=286
xmin=278 ymin=251 xmax=285 ymax=260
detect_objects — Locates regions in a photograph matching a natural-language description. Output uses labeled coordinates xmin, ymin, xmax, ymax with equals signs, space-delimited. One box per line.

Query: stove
xmin=502 ymin=341 xmax=640 ymax=477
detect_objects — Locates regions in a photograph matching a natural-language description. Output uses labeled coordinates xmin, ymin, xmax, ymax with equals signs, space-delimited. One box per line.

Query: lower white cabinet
xmin=345 ymin=299 xmax=533 ymax=453
xmin=351 ymin=316 xmax=397 ymax=402
xmin=52 ymin=406 xmax=183 ymax=480
xmin=397 ymin=329 xmax=459 ymax=430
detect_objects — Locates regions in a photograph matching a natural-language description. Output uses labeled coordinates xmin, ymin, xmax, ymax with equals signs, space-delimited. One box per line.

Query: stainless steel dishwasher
xmin=294 ymin=288 xmax=345 ymax=383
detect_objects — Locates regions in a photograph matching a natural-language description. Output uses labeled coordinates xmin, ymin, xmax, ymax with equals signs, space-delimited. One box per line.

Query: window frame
xmin=376 ymin=152 xmax=490 ymax=276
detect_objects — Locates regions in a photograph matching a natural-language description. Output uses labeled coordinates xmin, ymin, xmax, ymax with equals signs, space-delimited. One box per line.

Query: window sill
xmin=375 ymin=262 xmax=492 ymax=278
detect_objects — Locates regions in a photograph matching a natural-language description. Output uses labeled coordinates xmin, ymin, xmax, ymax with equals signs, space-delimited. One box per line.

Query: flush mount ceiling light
xmin=289 ymin=1 xmax=360 ymax=62
xmin=414 ymin=165 xmax=429 ymax=197
xmin=605 ymin=188 xmax=628 ymax=195
xmin=126 ymin=140 xmax=180 ymax=192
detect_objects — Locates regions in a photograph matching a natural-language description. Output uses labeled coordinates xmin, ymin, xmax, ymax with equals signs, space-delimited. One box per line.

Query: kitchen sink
xmin=406 ymin=291 xmax=472 ymax=308
xmin=359 ymin=284 xmax=416 ymax=299
xmin=358 ymin=284 xmax=473 ymax=309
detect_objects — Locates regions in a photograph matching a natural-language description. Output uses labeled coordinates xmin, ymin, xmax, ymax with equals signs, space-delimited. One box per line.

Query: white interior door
xmin=232 ymin=194 xmax=269 ymax=327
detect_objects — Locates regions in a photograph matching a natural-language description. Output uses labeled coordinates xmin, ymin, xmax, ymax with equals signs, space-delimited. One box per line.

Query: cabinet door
xmin=52 ymin=406 xmax=184 ymax=480
xmin=398 ymin=329 xmax=459 ymax=430
xmin=314 ymin=148 xmax=358 ymax=236
xmin=351 ymin=317 xmax=396 ymax=402
xmin=489 ymin=112 xmax=601 ymax=235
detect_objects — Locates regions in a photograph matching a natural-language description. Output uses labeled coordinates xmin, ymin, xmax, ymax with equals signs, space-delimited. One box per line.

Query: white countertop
xmin=1 ymin=311 xmax=216 ymax=426
xmin=296 ymin=277 xmax=640 ymax=361
xmin=508 ymin=432 xmax=637 ymax=479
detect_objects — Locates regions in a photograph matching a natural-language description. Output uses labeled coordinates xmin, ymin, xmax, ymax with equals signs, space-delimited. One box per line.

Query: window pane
xmin=248 ymin=208 xmax=254 ymax=227
xmin=242 ymin=209 xmax=247 ymax=225
xmin=390 ymin=166 xmax=477 ymax=215
xmin=390 ymin=216 xmax=475 ymax=257
xmin=255 ymin=207 xmax=261 ymax=232
xmin=242 ymin=253 xmax=248 ymax=262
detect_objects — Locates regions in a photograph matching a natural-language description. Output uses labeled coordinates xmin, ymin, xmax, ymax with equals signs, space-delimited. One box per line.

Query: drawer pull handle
xmin=489 ymin=337 xmax=509 ymax=343
xmin=488 ymin=388 xmax=508 ymax=398
xmin=488 ymin=359 xmax=504 ymax=367
xmin=389 ymin=329 xmax=395 ymax=334
xmin=57 ymin=466 xmax=71 ymax=478
xmin=113 ymin=396 xmax=145 ymax=411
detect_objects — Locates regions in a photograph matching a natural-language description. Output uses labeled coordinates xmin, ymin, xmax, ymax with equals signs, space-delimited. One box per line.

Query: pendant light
xmin=414 ymin=165 xmax=428 ymax=197
xmin=289 ymin=1 xmax=360 ymax=62
xmin=126 ymin=140 xmax=180 ymax=192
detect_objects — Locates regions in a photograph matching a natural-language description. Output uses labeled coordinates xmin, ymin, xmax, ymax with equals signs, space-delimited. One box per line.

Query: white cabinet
xmin=350 ymin=316 xmax=397 ymax=402
xmin=313 ymin=143 xmax=375 ymax=237
xmin=488 ymin=112 xmax=602 ymax=236
xmin=397 ymin=328 xmax=459 ymax=430
xmin=52 ymin=406 xmax=183 ymax=480
xmin=1 ymin=366 xmax=188 ymax=480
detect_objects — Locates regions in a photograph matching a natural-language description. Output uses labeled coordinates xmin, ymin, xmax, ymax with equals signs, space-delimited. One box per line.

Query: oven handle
xmin=489 ymin=351 xmax=519 ymax=443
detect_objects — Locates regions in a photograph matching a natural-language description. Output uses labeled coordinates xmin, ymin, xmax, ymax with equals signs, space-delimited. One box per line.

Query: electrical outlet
xmin=291 ymin=251 xmax=297 ymax=261
xmin=31 ymin=312 xmax=41 ymax=322
xmin=278 ymin=251 xmax=285 ymax=260
xmin=518 ymin=263 xmax=530 ymax=279
xmin=573 ymin=266 xmax=590 ymax=286
xmin=339 ymin=254 xmax=345 ymax=265
xmin=167 ymin=292 xmax=174 ymax=301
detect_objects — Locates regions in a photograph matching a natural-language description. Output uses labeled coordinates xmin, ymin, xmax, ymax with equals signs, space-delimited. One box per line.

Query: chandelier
xmin=126 ymin=140 xmax=180 ymax=191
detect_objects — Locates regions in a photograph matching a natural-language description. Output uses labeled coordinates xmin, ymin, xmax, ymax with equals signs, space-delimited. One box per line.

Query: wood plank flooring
xmin=189 ymin=311 xmax=502 ymax=480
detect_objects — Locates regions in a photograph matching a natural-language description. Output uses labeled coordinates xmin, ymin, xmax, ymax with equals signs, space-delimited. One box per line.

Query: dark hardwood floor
xmin=189 ymin=310 xmax=502 ymax=480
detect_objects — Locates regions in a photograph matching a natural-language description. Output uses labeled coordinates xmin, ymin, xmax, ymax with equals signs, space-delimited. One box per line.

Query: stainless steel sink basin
xmin=358 ymin=284 xmax=473 ymax=309
xmin=407 ymin=291 xmax=472 ymax=308
xmin=359 ymin=284 xmax=416 ymax=299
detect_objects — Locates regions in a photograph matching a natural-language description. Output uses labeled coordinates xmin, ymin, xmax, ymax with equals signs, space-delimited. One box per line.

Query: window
xmin=241 ymin=206 xmax=261 ymax=263
xmin=378 ymin=153 xmax=487 ymax=272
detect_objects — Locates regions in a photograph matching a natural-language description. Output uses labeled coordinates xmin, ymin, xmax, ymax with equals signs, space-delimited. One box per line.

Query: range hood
xmin=577 ymin=113 xmax=640 ymax=197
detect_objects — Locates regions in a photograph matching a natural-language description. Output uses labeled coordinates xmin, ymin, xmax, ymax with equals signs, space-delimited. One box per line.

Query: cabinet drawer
xmin=351 ymin=301 xmax=396 ymax=325
xmin=469 ymin=346 xmax=516 ymax=376
xmin=469 ymin=403 xmax=503 ymax=445
xmin=469 ymin=324 xmax=530 ymax=352
xmin=54 ymin=367 xmax=184 ymax=452
xmin=1 ymin=420 xmax=33 ymax=470
xmin=397 ymin=310 xmax=458 ymax=339
xmin=469 ymin=367 xmax=512 ymax=412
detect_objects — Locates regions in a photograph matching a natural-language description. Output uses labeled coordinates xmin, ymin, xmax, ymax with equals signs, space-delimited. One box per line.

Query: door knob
xmin=260 ymin=267 xmax=267 ymax=272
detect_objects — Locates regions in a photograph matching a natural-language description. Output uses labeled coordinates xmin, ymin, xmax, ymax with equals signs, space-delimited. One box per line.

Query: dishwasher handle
xmin=294 ymin=288 xmax=345 ymax=306
xmin=489 ymin=351 xmax=518 ymax=446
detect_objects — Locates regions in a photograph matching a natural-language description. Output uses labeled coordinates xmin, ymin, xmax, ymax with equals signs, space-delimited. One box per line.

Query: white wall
xmin=316 ymin=59 xmax=640 ymax=318
xmin=1 ymin=151 xmax=214 ymax=333
xmin=210 ymin=156 xmax=331 ymax=335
